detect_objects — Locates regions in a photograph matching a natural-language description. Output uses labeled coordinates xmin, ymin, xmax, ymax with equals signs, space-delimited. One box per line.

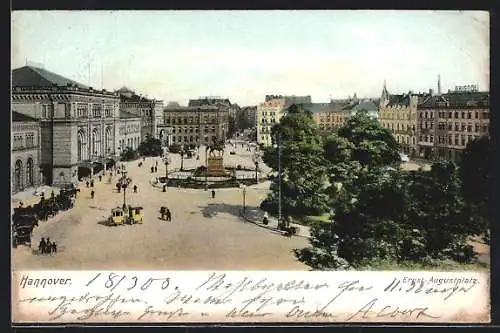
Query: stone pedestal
xmin=207 ymin=156 xmax=227 ymax=177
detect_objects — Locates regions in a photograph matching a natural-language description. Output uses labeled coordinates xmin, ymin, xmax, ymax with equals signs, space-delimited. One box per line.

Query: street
xmin=12 ymin=143 xmax=309 ymax=270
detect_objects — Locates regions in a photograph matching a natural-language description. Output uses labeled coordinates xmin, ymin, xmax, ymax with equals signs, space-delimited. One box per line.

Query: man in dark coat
xmin=39 ymin=237 xmax=47 ymax=254
xmin=45 ymin=237 xmax=52 ymax=254
xmin=211 ymin=190 xmax=215 ymax=199
xmin=90 ymin=190 xmax=95 ymax=199
xmin=166 ymin=209 xmax=172 ymax=222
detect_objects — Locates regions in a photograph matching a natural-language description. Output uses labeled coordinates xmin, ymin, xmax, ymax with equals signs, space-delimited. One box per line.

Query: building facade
xmin=417 ymin=86 xmax=490 ymax=162
xmin=116 ymin=87 xmax=164 ymax=140
xmin=163 ymin=103 xmax=229 ymax=147
xmin=11 ymin=66 xmax=137 ymax=186
xmin=256 ymin=98 xmax=286 ymax=146
xmin=116 ymin=111 xmax=142 ymax=153
xmin=379 ymin=82 xmax=430 ymax=156
xmin=12 ymin=112 xmax=41 ymax=193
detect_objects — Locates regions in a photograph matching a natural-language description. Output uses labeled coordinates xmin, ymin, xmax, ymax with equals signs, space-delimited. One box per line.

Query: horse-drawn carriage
xmin=12 ymin=208 xmax=38 ymax=247
xmin=107 ymin=206 xmax=144 ymax=226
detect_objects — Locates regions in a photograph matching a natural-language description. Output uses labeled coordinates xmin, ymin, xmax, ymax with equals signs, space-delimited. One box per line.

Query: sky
xmin=11 ymin=10 xmax=489 ymax=106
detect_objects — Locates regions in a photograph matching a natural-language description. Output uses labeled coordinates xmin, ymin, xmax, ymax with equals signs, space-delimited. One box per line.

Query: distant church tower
xmin=437 ymin=74 xmax=442 ymax=95
xmin=380 ymin=80 xmax=389 ymax=107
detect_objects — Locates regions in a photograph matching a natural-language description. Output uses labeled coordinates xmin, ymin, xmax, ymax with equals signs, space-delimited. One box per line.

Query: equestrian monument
xmin=205 ymin=138 xmax=228 ymax=177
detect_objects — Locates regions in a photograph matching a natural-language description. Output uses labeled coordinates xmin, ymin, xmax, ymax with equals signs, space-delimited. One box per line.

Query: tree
xmin=295 ymin=162 xmax=478 ymax=269
xmin=120 ymin=147 xmax=138 ymax=161
xmin=262 ymin=104 xmax=329 ymax=218
xmin=138 ymin=137 xmax=162 ymax=156
xmin=329 ymin=112 xmax=401 ymax=167
xmin=168 ymin=144 xmax=182 ymax=154
xmin=459 ymin=135 xmax=491 ymax=242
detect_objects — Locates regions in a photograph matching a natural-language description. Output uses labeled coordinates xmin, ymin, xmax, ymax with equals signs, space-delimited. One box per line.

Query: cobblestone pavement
xmin=12 ymin=144 xmax=309 ymax=270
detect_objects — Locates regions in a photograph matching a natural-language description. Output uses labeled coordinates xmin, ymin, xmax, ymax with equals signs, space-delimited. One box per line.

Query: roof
xmin=12 ymin=111 xmax=38 ymax=122
xmin=120 ymin=110 xmax=141 ymax=119
xmin=418 ymin=91 xmax=489 ymax=108
xmin=188 ymin=98 xmax=232 ymax=107
xmin=303 ymin=102 xmax=352 ymax=114
xmin=12 ymin=66 xmax=88 ymax=89
xmin=166 ymin=101 xmax=181 ymax=109
xmin=352 ymin=101 xmax=379 ymax=112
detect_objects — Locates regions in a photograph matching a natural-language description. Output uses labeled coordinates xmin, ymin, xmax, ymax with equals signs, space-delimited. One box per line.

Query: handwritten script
xmin=13 ymin=271 xmax=489 ymax=323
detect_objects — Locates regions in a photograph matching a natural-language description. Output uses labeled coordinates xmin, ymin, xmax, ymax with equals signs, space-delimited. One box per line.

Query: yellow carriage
xmin=129 ymin=206 xmax=144 ymax=224
xmin=108 ymin=207 xmax=125 ymax=226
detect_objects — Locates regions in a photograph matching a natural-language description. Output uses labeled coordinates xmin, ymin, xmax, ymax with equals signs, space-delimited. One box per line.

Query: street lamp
xmin=252 ymin=152 xmax=261 ymax=183
xmin=119 ymin=169 xmax=130 ymax=209
xmin=241 ymin=184 xmax=247 ymax=214
xmin=273 ymin=132 xmax=282 ymax=229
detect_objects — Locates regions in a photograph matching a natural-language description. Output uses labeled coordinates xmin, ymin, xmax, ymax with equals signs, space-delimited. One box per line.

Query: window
xmin=105 ymin=106 xmax=112 ymax=117
xmin=25 ymin=133 xmax=34 ymax=148
xmin=92 ymin=104 xmax=102 ymax=118
xmin=430 ymin=135 xmax=434 ymax=143
xmin=448 ymin=134 xmax=452 ymax=144
xmin=454 ymin=112 xmax=458 ymax=119
xmin=14 ymin=160 xmax=22 ymax=191
xmin=467 ymin=112 xmax=471 ymax=119
xmin=455 ymin=134 xmax=459 ymax=145
xmin=461 ymin=112 xmax=465 ymax=119
xmin=461 ymin=123 xmax=466 ymax=131
xmin=430 ymin=122 xmax=433 ymax=130
xmin=467 ymin=124 xmax=472 ymax=132
xmin=461 ymin=135 xmax=465 ymax=146
xmin=475 ymin=112 xmax=479 ymax=119
xmin=475 ymin=124 xmax=479 ymax=132
xmin=468 ymin=135 xmax=473 ymax=143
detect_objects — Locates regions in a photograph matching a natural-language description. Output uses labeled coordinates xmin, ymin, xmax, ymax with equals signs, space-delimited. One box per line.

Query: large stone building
xmin=379 ymin=82 xmax=431 ymax=156
xmin=416 ymin=85 xmax=490 ymax=162
xmin=239 ymin=106 xmax=257 ymax=129
xmin=12 ymin=111 xmax=41 ymax=193
xmin=116 ymin=87 xmax=164 ymax=140
xmin=163 ymin=100 xmax=229 ymax=146
xmin=11 ymin=65 xmax=141 ymax=186
xmin=256 ymin=98 xmax=286 ymax=146
xmin=116 ymin=111 xmax=142 ymax=152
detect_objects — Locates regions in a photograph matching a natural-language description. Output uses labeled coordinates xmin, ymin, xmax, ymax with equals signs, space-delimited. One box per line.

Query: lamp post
xmin=119 ymin=169 xmax=129 ymax=209
xmin=252 ymin=152 xmax=260 ymax=183
xmin=241 ymin=184 xmax=247 ymax=214
xmin=273 ymin=132 xmax=282 ymax=229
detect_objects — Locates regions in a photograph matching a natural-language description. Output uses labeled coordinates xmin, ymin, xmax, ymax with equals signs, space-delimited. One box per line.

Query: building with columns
xmin=11 ymin=65 xmax=142 ymax=186
xmin=116 ymin=87 xmax=164 ymax=140
xmin=12 ymin=111 xmax=41 ymax=193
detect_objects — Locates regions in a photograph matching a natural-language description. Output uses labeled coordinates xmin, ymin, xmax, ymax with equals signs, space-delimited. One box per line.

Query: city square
xmin=12 ymin=142 xmax=310 ymax=270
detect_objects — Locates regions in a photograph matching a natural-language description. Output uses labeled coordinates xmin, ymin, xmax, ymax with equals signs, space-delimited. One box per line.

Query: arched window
xmin=14 ymin=159 xmax=23 ymax=191
xmin=77 ymin=130 xmax=84 ymax=161
xmin=26 ymin=158 xmax=34 ymax=187
xmin=105 ymin=127 xmax=112 ymax=155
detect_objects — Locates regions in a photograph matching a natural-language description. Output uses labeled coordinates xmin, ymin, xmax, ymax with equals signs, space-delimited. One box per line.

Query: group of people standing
xmin=159 ymin=206 xmax=172 ymax=221
xmin=38 ymin=237 xmax=57 ymax=255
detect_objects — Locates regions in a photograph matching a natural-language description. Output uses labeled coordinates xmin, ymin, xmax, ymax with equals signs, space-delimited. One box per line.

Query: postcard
xmin=11 ymin=10 xmax=490 ymax=324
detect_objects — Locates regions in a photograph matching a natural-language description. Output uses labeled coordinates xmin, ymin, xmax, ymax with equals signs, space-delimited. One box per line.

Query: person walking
xmin=154 ymin=166 xmax=158 ymax=173
xmin=160 ymin=206 xmax=165 ymax=220
xmin=151 ymin=166 xmax=154 ymax=173
xmin=99 ymin=175 xmax=102 ymax=182
xmin=90 ymin=190 xmax=95 ymax=199
xmin=133 ymin=185 xmax=138 ymax=193
xmin=51 ymin=241 xmax=57 ymax=253
xmin=90 ymin=180 xmax=94 ymax=188
xmin=211 ymin=190 xmax=215 ymax=199
xmin=39 ymin=237 xmax=46 ymax=254
xmin=155 ymin=160 xmax=158 ymax=168
xmin=45 ymin=238 xmax=52 ymax=254
xmin=166 ymin=208 xmax=172 ymax=222
xmin=86 ymin=180 xmax=89 ymax=188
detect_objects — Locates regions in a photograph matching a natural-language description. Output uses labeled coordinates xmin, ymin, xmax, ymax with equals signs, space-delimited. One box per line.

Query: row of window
xmin=419 ymin=134 xmax=481 ymax=146
xmin=77 ymin=104 xmax=114 ymax=118
xmin=319 ymin=116 xmax=347 ymax=123
xmin=119 ymin=124 xmax=141 ymax=135
xmin=13 ymin=157 xmax=36 ymax=191
xmin=165 ymin=116 xmax=223 ymax=124
xmin=172 ymin=135 xmax=217 ymax=143
xmin=12 ymin=133 xmax=36 ymax=150
xmin=383 ymin=123 xmax=416 ymax=132
xmin=422 ymin=122 xmax=488 ymax=133
xmin=422 ymin=110 xmax=489 ymax=120
xmin=172 ymin=126 xmax=219 ymax=134
xmin=119 ymin=137 xmax=140 ymax=150
xmin=260 ymin=118 xmax=277 ymax=124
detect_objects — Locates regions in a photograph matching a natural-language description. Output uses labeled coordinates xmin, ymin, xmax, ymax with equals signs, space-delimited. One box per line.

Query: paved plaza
xmin=12 ymin=143 xmax=309 ymax=270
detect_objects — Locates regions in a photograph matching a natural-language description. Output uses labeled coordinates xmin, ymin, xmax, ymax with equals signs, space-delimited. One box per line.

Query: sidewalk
xmin=240 ymin=205 xmax=311 ymax=239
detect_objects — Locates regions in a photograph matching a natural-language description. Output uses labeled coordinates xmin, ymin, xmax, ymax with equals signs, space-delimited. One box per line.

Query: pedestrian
xmin=51 ymin=190 xmax=55 ymax=198
xmin=211 ymin=190 xmax=215 ymax=199
xmin=90 ymin=190 xmax=95 ymax=199
xmin=51 ymin=241 xmax=57 ymax=253
xmin=263 ymin=211 xmax=269 ymax=225
xmin=39 ymin=237 xmax=46 ymax=254
xmin=160 ymin=206 xmax=165 ymax=220
xmin=133 ymin=185 xmax=137 ymax=193
xmin=155 ymin=160 xmax=158 ymax=167
xmin=154 ymin=166 xmax=158 ymax=173
xmin=46 ymin=238 xmax=52 ymax=254
xmin=86 ymin=181 xmax=89 ymax=188
xmin=166 ymin=209 xmax=171 ymax=222
xmin=162 ymin=184 xmax=166 ymax=192
xmin=90 ymin=180 xmax=94 ymax=188
xmin=151 ymin=166 xmax=154 ymax=173
xmin=99 ymin=175 xmax=102 ymax=182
